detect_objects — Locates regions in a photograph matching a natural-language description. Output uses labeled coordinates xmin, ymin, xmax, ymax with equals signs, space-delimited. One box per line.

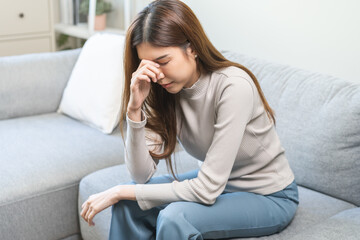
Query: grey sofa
xmin=1 ymin=48 xmax=359 ymax=240
xmin=0 ymin=48 xmax=125 ymax=240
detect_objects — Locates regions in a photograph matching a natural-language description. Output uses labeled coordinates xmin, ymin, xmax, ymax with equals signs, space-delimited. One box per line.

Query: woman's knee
xmin=112 ymin=199 xmax=139 ymax=216
xmin=156 ymin=202 xmax=203 ymax=239
xmin=156 ymin=202 xmax=199 ymax=227
xmin=157 ymin=202 xmax=183 ymax=226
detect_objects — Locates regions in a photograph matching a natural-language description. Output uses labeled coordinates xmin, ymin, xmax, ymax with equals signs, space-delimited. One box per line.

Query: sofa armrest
xmin=0 ymin=48 xmax=82 ymax=120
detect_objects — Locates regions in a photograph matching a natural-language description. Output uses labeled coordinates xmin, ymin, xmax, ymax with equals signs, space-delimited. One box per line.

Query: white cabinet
xmin=0 ymin=0 xmax=55 ymax=57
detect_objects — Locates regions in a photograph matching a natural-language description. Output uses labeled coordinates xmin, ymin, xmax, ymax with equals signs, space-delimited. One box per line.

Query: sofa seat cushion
xmin=245 ymin=187 xmax=357 ymax=240
xmin=78 ymin=151 xmax=356 ymax=240
xmin=0 ymin=113 xmax=124 ymax=239
xmin=292 ymin=208 xmax=360 ymax=240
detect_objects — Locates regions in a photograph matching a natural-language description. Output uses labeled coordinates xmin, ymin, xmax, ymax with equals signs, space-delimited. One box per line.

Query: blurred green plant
xmin=56 ymin=34 xmax=87 ymax=50
xmin=79 ymin=0 xmax=113 ymax=16
xmin=56 ymin=34 xmax=72 ymax=50
xmin=80 ymin=39 xmax=87 ymax=47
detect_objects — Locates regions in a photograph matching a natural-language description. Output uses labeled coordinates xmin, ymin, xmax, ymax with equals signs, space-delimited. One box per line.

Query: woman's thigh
xmin=160 ymin=181 xmax=298 ymax=239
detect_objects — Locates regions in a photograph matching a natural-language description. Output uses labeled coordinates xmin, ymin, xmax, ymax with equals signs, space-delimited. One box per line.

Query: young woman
xmin=80 ymin=0 xmax=299 ymax=239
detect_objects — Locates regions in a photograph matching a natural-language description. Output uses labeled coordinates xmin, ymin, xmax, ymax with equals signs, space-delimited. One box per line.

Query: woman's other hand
xmin=80 ymin=186 xmax=121 ymax=226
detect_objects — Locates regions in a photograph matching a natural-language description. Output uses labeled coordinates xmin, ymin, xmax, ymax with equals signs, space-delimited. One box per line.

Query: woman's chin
xmin=163 ymin=83 xmax=180 ymax=93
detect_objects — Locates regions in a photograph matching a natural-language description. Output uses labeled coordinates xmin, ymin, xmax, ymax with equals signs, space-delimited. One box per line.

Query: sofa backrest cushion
xmin=222 ymin=51 xmax=360 ymax=206
xmin=0 ymin=48 xmax=81 ymax=120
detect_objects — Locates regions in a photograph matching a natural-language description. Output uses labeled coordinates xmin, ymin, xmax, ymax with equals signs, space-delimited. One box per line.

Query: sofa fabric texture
xmin=0 ymin=49 xmax=79 ymax=121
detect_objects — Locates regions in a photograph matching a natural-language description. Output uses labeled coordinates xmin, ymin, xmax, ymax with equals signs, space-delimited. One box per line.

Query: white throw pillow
xmin=57 ymin=32 xmax=125 ymax=134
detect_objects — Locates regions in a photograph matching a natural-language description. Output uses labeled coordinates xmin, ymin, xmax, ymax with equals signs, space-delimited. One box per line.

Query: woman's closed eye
xmin=158 ymin=61 xmax=170 ymax=66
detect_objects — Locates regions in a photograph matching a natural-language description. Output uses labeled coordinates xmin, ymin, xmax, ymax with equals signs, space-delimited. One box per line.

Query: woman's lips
xmin=161 ymin=82 xmax=173 ymax=88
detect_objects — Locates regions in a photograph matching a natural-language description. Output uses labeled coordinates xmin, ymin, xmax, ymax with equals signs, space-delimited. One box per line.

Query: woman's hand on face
xmin=80 ymin=186 xmax=120 ymax=226
xmin=128 ymin=60 xmax=165 ymax=112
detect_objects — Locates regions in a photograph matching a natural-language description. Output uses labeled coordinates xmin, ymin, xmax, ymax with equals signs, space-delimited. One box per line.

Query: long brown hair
xmin=118 ymin=0 xmax=276 ymax=180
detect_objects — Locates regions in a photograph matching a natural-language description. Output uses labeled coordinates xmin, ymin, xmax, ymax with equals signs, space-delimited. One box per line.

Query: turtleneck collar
xmin=180 ymin=71 xmax=209 ymax=98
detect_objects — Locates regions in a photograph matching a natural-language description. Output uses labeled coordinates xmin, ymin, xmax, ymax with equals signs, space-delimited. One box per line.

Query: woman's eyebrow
xmin=152 ymin=54 xmax=169 ymax=61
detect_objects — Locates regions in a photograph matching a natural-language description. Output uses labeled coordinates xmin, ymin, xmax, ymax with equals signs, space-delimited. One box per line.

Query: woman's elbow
xmin=130 ymin=174 xmax=149 ymax=184
xmin=197 ymin=186 xmax=225 ymax=205
xmin=199 ymin=194 xmax=217 ymax=206
xmin=130 ymin=169 xmax=154 ymax=184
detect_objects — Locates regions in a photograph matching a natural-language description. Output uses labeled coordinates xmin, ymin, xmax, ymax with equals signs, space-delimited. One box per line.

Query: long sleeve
xmin=125 ymin=109 xmax=164 ymax=184
xmin=135 ymin=77 xmax=255 ymax=210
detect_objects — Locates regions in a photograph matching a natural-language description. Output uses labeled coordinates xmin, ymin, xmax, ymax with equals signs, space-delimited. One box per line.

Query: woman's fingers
xmin=142 ymin=68 xmax=158 ymax=82
xmin=138 ymin=59 xmax=160 ymax=69
xmin=81 ymin=204 xmax=89 ymax=221
xmin=81 ymin=196 xmax=101 ymax=225
xmin=127 ymin=59 xmax=164 ymax=112
xmin=135 ymin=61 xmax=162 ymax=82
xmin=145 ymin=64 xmax=163 ymax=80
xmin=87 ymin=208 xmax=97 ymax=226
xmin=81 ymin=200 xmax=93 ymax=221
xmin=84 ymin=207 xmax=91 ymax=220
xmin=135 ymin=74 xmax=152 ymax=83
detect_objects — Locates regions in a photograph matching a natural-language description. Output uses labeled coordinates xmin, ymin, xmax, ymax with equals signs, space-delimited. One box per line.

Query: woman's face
xmin=136 ymin=42 xmax=199 ymax=94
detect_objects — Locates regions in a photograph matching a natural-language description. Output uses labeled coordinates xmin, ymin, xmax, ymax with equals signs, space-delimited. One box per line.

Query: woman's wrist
xmin=127 ymin=108 xmax=143 ymax=122
xmin=127 ymin=106 xmax=141 ymax=113
xmin=115 ymin=185 xmax=136 ymax=201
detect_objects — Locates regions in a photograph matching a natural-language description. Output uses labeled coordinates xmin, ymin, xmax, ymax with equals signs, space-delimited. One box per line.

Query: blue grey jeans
xmin=108 ymin=169 xmax=299 ymax=240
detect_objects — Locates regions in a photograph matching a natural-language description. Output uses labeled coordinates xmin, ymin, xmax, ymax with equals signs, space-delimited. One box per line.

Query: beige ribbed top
xmin=125 ymin=66 xmax=295 ymax=211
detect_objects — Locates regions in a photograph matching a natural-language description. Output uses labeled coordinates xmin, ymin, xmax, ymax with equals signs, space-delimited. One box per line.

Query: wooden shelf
xmin=54 ymin=23 xmax=126 ymax=39
xmin=54 ymin=0 xmax=130 ymax=45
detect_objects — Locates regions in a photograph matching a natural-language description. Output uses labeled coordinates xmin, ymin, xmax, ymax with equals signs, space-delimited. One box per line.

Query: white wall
xmin=57 ymin=0 xmax=358 ymax=82
xmin=181 ymin=0 xmax=360 ymax=83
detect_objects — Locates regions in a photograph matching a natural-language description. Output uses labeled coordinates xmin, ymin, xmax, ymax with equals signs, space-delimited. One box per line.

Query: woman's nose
xmin=158 ymin=72 xmax=165 ymax=80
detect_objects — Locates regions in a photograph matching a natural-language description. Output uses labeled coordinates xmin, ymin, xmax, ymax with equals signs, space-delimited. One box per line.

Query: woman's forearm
xmin=115 ymin=185 xmax=137 ymax=201
xmin=125 ymin=109 xmax=158 ymax=184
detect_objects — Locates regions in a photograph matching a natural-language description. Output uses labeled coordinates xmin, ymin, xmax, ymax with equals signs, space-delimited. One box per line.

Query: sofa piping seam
xmin=0 ymin=182 xmax=79 ymax=207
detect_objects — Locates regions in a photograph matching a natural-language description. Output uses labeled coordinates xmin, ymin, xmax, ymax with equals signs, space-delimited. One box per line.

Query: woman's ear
xmin=186 ymin=45 xmax=197 ymax=59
